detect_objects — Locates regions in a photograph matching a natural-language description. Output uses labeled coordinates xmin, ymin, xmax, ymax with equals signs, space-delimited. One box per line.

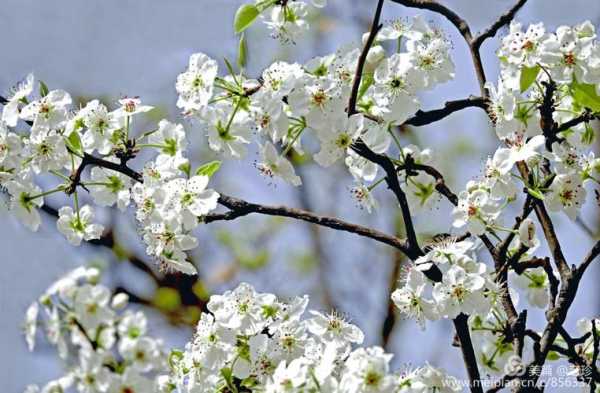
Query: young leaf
xmin=153 ymin=287 xmax=181 ymax=312
xmin=66 ymin=131 xmax=83 ymax=154
xmin=178 ymin=161 xmax=191 ymax=178
xmin=234 ymin=4 xmax=260 ymax=34
xmin=39 ymin=80 xmax=49 ymax=97
xmin=547 ymin=351 xmax=560 ymax=361
xmin=196 ymin=161 xmax=221 ymax=177
xmin=526 ymin=187 xmax=545 ymax=201
xmin=519 ymin=65 xmax=540 ymax=93
xmin=571 ymin=80 xmax=600 ymax=113
xmin=238 ymin=33 xmax=248 ymax=69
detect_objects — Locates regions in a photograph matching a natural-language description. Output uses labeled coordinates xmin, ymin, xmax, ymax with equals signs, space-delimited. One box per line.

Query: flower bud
xmin=361 ymin=32 xmax=370 ymax=46
xmin=365 ymin=45 xmax=385 ymax=73
xmin=518 ymin=218 xmax=536 ymax=248
xmin=39 ymin=294 xmax=52 ymax=307
xmin=111 ymin=292 xmax=129 ymax=310
xmin=85 ymin=267 xmax=101 ymax=284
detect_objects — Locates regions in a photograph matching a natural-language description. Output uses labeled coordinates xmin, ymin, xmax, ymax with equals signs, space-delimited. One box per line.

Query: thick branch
xmin=454 ymin=313 xmax=484 ymax=393
xmin=352 ymin=140 xmax=422 ymax=257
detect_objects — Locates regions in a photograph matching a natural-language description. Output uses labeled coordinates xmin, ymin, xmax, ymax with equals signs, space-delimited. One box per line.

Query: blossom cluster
xmin=391 ymin=239 xmax=494 ymax=326
xmin=0 ymin=16 xmax=456 ymax=273
xmin=23 ymin=267 xmax=168 ymax=393
xmin=0 ymin=74 xmax=220 ymax=274
xmin=7 ymin=0 xmax=600 ymax=389
xmin=176 ymin=16 xmax=453 ymax=212
xmin=391 ymin=230 xmax=559 ymax=375
xmin=259 ymin=0 xmax=326 ymax=44
xmin=163 ymin=282 xmax=461 ymax=393
xmin=452 ymin=21 xmax=600 ymax=236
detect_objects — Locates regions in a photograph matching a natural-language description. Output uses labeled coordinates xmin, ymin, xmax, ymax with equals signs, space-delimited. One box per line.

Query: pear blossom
xmin=24 ymin=128 xmax=69 ymax=173
xmin=256 ymin=142 xmax=302 ymax=186
xmin=165 ymin=175 xmax=220 ymax=229
xmin=545 ymin=173 xmax=586 ymax=219
xmin=73 ymin=284 xmax=114 ymax=332
xmin=148 ymin=119 xmax=188 ymax=157
xmin=88 ymin=166 xmax=132 ymax=211
xmin=80 ymin=100 xmax=119 ymax=154
xmin=0 ymin=121 xmax=23 ymax=174
xmin=176 ymin=52 xmax=218 ymax=112
xmin=499 ymin=22 xmax=547 ymax=67
xmin=484 ymin=148 xmax=518 ymax=199
xmin=261 ymin=61 xmax=304 ymax=98
xmin=391 ymin=268 xmax=437 ymax=327
xmin=56 ymin=205 xmax=104 ymax=246
xmin=113 ymin=97 xmax=153 ymax=117
xmin=432 ymin=265 xmax=487 ymax=319
xmin=452 ymin=183 xmax=501 ymax=236
xmin=306 ymin=310 xmax=364 ymax=349
xmin=264 ymin=2 xmax=309 ymax=44
xmin=340 ymin=347 xmax=395 ymax=393
xmin=349 ymin=183 xmax=378 ymax=213
xmin=5 ymin=177 xmax=44 ymax=231
xmin=2 ymin=73 xmax=34 ymax=127
xmin=512 ymin=267 xmax=549 ymax=308
xmin=251 ymin=92 xmax=290 ymax=143
xmin=23 ymin=302 xmax=39 ymax=351
xmin=371 ymin=53 xmax=420 ymax=124
xmin=314 ymin=114 xmax=364 ymax=167
xmin=20 ymin=89 xmax=72 ymax=129
xmin=204 ymin=104 xmax=252 ymax=158
xmin=288 ymin=76 xmax=344 ymax=129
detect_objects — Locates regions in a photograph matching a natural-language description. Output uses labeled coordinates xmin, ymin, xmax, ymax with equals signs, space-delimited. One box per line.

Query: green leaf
xmin=234 ymin=4 xmax=260 ymax=34
xmin=196 ymin=161 xmax=221 ymax=177
xmin=66 ymin=131 xmax=83 ymax=154
xmin=238 ymin=250 xmax=269 ymax=270
xmin=39 ymin=80 xmax=49 ymax=97
xmin=168 ymin=350 xmax=184 ymax=370
xmin=547 ymin=351 xmax=560 ymax=361
xmin=153 ymin=287 xmax=181 ymax=312
xmin=358 ymin=72 xmax=374 ymax=101
xmin=519 ymin=65 xmax=540 ymax=93
xmin=238 ymin=33 xmax=248 ymax=69
xmin=192 ymin=281 xmax=210 ymax=301
xmin=581 ymin=123 xmax=595 ymax=145
xmin=526 ymin=187 xmax=545 ymax=201
xmin=571 ymin=80 xmax=600 ymax=112
xmin=178 ymin=161 xmax=191 ymax=178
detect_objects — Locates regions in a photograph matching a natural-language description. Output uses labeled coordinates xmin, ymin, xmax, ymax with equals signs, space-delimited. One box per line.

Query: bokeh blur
xmin=1 ymin=0 xmax=600 ymax=391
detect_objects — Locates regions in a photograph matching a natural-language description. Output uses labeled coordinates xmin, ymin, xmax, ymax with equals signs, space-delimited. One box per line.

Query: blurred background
xmin=1 ymin=0 xmax=600 ymax=391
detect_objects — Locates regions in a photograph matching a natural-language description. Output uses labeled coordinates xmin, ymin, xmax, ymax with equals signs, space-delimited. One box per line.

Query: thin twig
xmin=403 ymin=96 xmax=489 ymax=127
xmin=208 ymin=194 xmax=413 ymax=255
xmin=471 ymin=0 xmax=528 ymax=50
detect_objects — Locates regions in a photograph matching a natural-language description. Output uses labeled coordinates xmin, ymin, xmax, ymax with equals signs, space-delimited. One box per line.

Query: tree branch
xmin=347 ymin=0 xmax=384 ymax=116
xmin=532 ymin=198 xmax=570 ymax=278
xmin=556 ymin=109 xmax=595 ymax=133
xmin=403 ymin=96 xmax=489 ymax=127
xmin=454 ymin=313 xmax=484 ymax=393
xmin=352 ymin=140 xmax=422 ymax=257
xmin=206 ymin=194 xmax=413 ymax=256
xmin=471 ymin=0 xmax=528 ymax=50
xmin=388 ymin=0 xmax=472 ymax=40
